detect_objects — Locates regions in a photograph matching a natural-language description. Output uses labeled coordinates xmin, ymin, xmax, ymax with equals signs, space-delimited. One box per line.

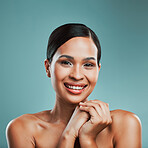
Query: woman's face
xmin=45 ymin=37 xmax=101 ymax=104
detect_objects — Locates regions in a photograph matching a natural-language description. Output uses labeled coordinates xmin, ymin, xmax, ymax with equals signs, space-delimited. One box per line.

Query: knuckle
xmin=105 ymin=103 xmax=109 ymax=107
xmin=89 ymin=100 xmax=93 ymax=102
xmin=109 ymin=118 xmax=113 ymax=123
xmin=86 ymin=106 xmax=91 ymax=111
xmin=107 ymin=118 xmax=112 ymax=125
xmin=101 ymin=118 xmax=110 ymax=124
xmin=106 ymin=120 xmax=110 ymax=124
xmin=102 ymin=102 xmax=107 ymax=106
xmin=94 ymin=104 xmax=99 ymax=109
xmin=94 ymin=99 xmax=99 ymax=102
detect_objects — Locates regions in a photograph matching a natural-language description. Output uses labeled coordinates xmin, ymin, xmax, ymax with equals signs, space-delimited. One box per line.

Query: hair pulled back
xmin=47 ymin=23 xmax=101 ymax=64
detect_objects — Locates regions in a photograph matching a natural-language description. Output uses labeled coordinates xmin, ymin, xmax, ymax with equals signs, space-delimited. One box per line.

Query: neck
xmin=50 ymin=96 xmax=78 ymax=124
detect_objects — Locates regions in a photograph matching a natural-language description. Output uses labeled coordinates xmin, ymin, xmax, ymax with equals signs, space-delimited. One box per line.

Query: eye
xmin=60 ymin=60 xmax=72 ymax=66
xmin=83 ymin=63 xmax=94 ymax=67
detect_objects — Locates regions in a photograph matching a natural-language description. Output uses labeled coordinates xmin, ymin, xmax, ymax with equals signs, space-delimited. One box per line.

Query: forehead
xmin=55 ymin=37 xmax=98 ymax=58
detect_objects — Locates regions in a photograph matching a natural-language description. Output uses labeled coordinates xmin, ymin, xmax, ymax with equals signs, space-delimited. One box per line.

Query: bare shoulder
xmin=6 ymin=114 xmax=39 ymax=147
xmin=110 ymin=109 xmax=142 ymax=147
xmin=6 ymin=111 xmax=53 ymax=147
xmin=6 ymin=114 xmax=38 ymax=136
xmin=6 ymin=110 xmax=51 ymax=133
xmin=6 ymin=110 xmax=52 ymax=133
xmin=110 ymin=109 xmax=141 ymax=128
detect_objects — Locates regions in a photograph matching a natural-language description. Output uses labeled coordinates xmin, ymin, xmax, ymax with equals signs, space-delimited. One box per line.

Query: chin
xmin=56 ymin=86 xmax=94 ymax=104
xmin=63 ymin=94 xmax=90 ymax=105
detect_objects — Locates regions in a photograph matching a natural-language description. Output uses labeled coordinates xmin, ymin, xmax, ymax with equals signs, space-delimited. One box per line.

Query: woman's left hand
xmin=78 ymin=100 xmax=112 ymax=141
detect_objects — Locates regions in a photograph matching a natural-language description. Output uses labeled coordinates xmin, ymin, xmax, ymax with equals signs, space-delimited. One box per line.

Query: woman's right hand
xmin=63 ymin=106 xmax=90 ymax=138
xmin=57 ymin=106 xmax=89 ymax=148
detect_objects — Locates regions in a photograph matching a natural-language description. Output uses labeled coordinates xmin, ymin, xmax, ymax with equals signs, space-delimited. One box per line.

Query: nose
xmin=69 ymin=65 xmax=84 ymax=81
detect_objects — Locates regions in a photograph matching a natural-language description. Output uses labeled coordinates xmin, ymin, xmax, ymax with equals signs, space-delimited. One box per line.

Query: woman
xmin=6 ymin=23 xmax=142 ymax=148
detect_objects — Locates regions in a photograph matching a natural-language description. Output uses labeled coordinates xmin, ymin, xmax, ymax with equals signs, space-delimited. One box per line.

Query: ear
xmin=44 ymin=59 xmax=51 ymax=77
xmin=98 ymin=63 xmax=101 ymax=71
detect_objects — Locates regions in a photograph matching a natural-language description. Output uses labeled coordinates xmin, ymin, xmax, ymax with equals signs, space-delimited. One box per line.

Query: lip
xmin=64 ymin=82 xmax=87 ymax=87
xmin=64 ymin=82 xmax=87 ymax=95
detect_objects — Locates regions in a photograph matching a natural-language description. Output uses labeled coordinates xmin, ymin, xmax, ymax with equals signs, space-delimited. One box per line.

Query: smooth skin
xmin=6 ymin=37 xmax=142 ymax=148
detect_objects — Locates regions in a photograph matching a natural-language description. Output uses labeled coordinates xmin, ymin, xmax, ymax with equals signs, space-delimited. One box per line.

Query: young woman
xmin=6 ymin=23 xmax=142 ymax=148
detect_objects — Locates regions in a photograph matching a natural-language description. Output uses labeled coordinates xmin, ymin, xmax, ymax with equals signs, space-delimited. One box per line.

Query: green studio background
xmin=0 ymin=0 xmax=148 ymax=147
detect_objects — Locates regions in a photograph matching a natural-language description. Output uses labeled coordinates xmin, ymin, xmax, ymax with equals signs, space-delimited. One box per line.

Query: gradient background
xmin=0 ymin=0 xmax=148 ymax=147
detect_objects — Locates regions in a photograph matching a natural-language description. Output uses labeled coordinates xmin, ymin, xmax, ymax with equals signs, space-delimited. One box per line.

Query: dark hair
xmin=47 ymin=23 xmax=101 ymax=64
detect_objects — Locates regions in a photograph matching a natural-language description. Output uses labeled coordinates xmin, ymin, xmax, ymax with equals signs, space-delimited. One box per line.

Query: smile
xmin=64 ymin=83 xmax=87 ymax=94
xmin=64 ymin=83 xmax=87 ymax=90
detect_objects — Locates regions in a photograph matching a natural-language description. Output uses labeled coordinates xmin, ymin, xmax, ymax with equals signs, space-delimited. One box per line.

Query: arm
xmin=6 ymin=116 xmax=35 ymax=148
xmin=114 ymin=111 xmax=142 ymax=148
xmin=56 ymin=128 xmax=76 ymax=148
xmin=79 ymin=136 xmax=98 ymax=148
xmin=57 ymin=106 xmax=89 ymax=148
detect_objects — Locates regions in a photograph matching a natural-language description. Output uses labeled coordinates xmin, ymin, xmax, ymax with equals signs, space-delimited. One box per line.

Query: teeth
xmin=67 ymin=85 xmax=84 ymax=90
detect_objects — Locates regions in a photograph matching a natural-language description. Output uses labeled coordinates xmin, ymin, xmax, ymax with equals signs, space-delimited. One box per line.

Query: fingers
xmin=79 ymin=100 xmax=112 ymax=125
xmin=91 ymin=100 xmax=112 ymax=123
xmin=79 ymin=105 xmax=101 ymax=124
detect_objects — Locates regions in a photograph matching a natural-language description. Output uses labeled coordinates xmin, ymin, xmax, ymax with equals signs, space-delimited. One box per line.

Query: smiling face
xmin=45 ymin=37 xmax=101 ymax=104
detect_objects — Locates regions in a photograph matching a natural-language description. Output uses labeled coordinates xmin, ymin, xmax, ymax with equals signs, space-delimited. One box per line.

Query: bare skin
xmin=6 ymin=108 xmax=141 ymax=148
xmin=6 ymin=37 xmax=142 ymax=148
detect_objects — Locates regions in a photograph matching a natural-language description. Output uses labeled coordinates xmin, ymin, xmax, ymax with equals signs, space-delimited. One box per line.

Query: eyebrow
xmin=82 ymin=57 xmax=96 ymax=61
xmin=58 ymin=55 xmax=74 ymax=60
xmin=58 ymin=55 xmax=96 ymax=61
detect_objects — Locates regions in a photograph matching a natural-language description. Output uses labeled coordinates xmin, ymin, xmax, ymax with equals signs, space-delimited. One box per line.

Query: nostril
xmin=69 ymin=71 xmax=84 ymax=80
xmin=69 ymin=73 xmax=84 ymax=80
xmin=69 ymin=76 xmax=84 ymax=81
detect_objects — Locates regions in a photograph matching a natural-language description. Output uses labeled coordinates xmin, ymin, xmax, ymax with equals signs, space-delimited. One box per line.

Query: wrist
xmin=79 ymin=136 xmax=97 ymax=148
xmin=62 ymin=127 xmax=77 ymax=140
xmin=57 ymin=128 xmax=77 ymax=148
xmin=79 ymin=132 xmax=96 ymax=141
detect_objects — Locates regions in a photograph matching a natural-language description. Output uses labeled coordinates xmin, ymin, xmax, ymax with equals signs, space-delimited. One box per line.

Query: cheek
xmin=52 ymin=65 xmax=69 ymax=83
xmin=87 ymin=70 xmax=99 ymax=85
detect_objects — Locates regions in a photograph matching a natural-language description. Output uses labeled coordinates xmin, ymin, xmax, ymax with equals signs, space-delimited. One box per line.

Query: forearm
xmin=56 ymin=129 xmax=76 ymax=148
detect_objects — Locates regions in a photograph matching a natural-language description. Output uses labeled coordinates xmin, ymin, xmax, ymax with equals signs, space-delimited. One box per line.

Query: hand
xmin=78 ymin=100 xmax=112 ymax=140
xmin=63 ymin=106 xmax=89 ymax=138
xmin=57 ymin=106 xmax=90 ymax=148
